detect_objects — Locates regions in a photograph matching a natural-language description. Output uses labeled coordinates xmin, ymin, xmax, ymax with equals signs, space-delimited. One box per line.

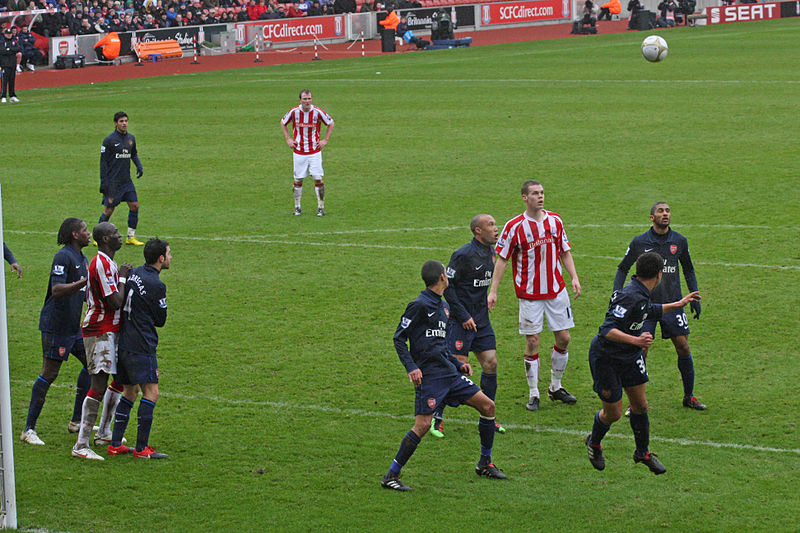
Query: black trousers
xmin=1 ymin=65 xmax=16 ymax=97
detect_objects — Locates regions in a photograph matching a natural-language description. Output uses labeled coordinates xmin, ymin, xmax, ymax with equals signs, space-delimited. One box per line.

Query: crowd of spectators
xmin=0 ymin=0 xmax=401 ymax=37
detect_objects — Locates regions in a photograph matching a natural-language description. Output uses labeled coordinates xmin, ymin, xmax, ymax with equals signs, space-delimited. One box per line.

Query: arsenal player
xmin=280 ymin=89 xmax=335 ymax=217
xmin=488 ymin=180 xmax=582 ymax=412
xmin=613 ymin=202 xmax=706 ymax=411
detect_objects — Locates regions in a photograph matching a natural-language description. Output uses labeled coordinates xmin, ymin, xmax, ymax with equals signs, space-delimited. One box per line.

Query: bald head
xmin=470 ymin=214 xmax=498 ymax=246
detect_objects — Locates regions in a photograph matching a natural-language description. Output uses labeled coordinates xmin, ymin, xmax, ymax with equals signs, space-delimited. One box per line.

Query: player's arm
xmin=678 ymin=239 xmax=701 ymax=318
xmin=132 ymin=141 xmax=143 ymax=178
xmin=393 ymin=303 xmax=421 ymax=385
xmin=319 ymin=120 xmax=334 ymax=148
xmin=153 ymin=283 xmax=167 ymax=327
xmin=3 ymin=243 xmax=21 ymax=278
xmin=100 ymin=139 xmax=111 ymax=192
xmin=604 ymin=328 xmax=654 ymax=348
xmin=280 ymin=118 xmax=296 ymax=148
xmin=50 ymin=257 xmax=86 ymax=298
xmin=105 ymin=263 xmax=132 ymax=310
xmin=442 ymin=256 xmax=473 ymax=330
xmin=487 ymin=255 xmax=508 ymax=311
xmin=560 ymin=250 xmax=581 ymax=297
xmin=660 ymin=291 xmax=701 ymax=315
xmin=613 ymin=240 xmax=638 ymax=292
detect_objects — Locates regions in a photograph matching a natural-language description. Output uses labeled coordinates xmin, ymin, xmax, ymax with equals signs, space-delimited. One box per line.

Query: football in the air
xmin=641 ymin=35 xmax=668 ymax=62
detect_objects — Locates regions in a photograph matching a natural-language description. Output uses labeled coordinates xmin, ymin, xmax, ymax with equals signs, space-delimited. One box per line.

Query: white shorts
xmin=84 ymin=331 xmax=117 ymax=375
xmin=518 ymin=288 xmax=574 ymax=335
xmin=293 ymin=152 xmax=324 ymax=180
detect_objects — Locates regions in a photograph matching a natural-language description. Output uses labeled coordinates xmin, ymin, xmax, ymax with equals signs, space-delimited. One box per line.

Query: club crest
xmin=455 ymin=340 xmax=464 ymax=350
xmin=670 ymin=245 xmax=678 ymax=254
xmin=427 ymin=398 xmax=436 ymax=408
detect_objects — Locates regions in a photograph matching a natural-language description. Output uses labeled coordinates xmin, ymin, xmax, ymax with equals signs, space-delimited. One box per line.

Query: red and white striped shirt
xmin=495 ymin=211 xmax=572 ymax=300
xmin=82 ymin=251 xmax=121 ymax=336
xmin=281 ymin=105 xmax=333 ymax=155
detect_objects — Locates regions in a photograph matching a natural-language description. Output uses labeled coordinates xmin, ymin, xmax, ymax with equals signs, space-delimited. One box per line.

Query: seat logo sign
xmin=707 ymin=3 xmax=778 ymax=23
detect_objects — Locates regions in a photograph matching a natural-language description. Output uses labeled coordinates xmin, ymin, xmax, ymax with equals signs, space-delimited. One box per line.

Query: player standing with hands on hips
xmin=614 ymin=202 xmax=706 ymax=410
xmin=488 ymin=180 xmax=582 ymax=412
xmin=98 ymin=111 xmax=145 ymax=246
xmin=585 ymin=251 xmax=700 ymax=474
xmin=281 ymin=89 xmax=334 ymax=217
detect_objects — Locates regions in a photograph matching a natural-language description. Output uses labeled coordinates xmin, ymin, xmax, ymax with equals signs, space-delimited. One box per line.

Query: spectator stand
xmin=0 ymin=8 xmax=55 ymax=31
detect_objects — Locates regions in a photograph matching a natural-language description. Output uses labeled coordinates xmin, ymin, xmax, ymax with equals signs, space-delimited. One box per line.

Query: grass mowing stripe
xmin=12 ymin=379 xmax=799 ymax=456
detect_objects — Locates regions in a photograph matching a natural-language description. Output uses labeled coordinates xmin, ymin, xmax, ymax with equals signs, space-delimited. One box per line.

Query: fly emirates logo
xmin=426 ymin=321 xmax=447 ymax=338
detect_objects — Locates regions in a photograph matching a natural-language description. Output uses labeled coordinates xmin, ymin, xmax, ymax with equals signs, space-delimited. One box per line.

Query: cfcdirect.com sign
xmin=240 ymin=15 xmax=344 ymax=44
xmin=480 ymin=0 xmax=569 ymax=25
xmin=706 ymin=2 xmax=780 ymax=23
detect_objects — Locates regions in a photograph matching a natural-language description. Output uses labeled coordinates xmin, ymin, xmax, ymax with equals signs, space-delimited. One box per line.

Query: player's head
xmin=93 ymin=222 xmax=123 ymax=252
xmin=144 ymin=238 xmax=171 ymax=270
xmin=58 ymin=217 xmax=90 ymax=247
xmin=471 ymin=214 xmax=498 ymax=246
xmin=636 ymin=251 xmax=664 ymax=282
xmin=299 ymin=89 xmax=313 ymax=110
xmin=421 ymin=260 xmax=447 ymax=288
xmin=114 ymin=111 xmax=129 ymax=133
xmin=522 ymin=180 xmax=544 ymax=211
xmin=649 ymin=202 xmax=670 ymax=229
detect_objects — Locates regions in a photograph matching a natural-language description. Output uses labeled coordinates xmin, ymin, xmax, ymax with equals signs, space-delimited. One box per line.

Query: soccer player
xmin=72 ymin=222 xmax=131 ymax=461
xmin=488 ymin=180 xmax=582 ymax=411
xmin=585 ymin=252 xmax=700 ymax=474
xmin=99 ymin=111 xmax=145 ymax=246
xmin=3 ymin=242 xmax=22 ymax=278
xmin=20 ymin=218 xmax=92 ymax=446
xmin=381 ymin=260 xmax=507 ymax=492
xmin=613 ymin=202 xmax=706 ymax=410
xmin=431 ymin=214 xmax=505 ymax=437
xmin=109 ymin=238 xmax=171 ymax=459
xmin=280 ymin=89 xmax=334 ymax=217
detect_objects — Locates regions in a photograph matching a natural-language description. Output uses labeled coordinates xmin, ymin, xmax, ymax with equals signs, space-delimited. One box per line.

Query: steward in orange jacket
xmin=379 ymin=10 xmax=399 ymax=30
xmin=94 ymin=31 xmax=121 ymax=61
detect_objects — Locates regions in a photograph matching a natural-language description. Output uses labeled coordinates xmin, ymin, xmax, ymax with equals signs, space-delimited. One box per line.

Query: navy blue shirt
xmin=119 ymin=264 xmax=167 ymax=357
xmin=393 ymin=288 xmax=463 ymax=378
xmin=613 ymin=227 xmax=698 ymax=303
xmin=100 ymin=129 xmax=142 ymax=195
xmin=593 ymin=277 xmax=664 ymax=361
xmin=443 ymin=238 xmax=494 ymax=329
xmin=39 ymin=245 xmax=88 ymax=335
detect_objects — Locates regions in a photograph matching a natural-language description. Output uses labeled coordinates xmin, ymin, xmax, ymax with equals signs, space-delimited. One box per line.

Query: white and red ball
xmin=641 ymin=35 xmax=668 ymax=62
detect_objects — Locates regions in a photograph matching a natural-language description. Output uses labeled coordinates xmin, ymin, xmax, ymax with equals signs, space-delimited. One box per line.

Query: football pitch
xmin=2 ymin=18 xmax=799 ymax=532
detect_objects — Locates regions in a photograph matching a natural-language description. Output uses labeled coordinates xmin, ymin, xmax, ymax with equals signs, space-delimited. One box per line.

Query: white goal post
xmin=0 ymin=183 xmax=18 ymax=530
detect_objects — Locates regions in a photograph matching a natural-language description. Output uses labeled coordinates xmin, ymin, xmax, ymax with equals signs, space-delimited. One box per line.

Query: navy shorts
xmin=446 ymin=323 xmax=496 ymax=356
xmin=414 ymin=372 xmax=481 ymax=416
xmin=589 ymin=339 xmax=649 ymax=403
xmin=102 ymin=185 xmax=138 ymax=207
xmin=116 ymin=349 xmax=158 ymax=385
xmin=644 ymin=308 xmax=690 ymax=339
xmin=41 ymin=332 xmax=85 ymax=362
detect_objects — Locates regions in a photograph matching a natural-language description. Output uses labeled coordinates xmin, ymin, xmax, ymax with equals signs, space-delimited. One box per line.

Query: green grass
xmin=2 ymin=18 xmax=799 ymax=532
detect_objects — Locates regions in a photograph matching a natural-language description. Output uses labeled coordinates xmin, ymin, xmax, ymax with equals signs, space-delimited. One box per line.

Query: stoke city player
xmin=613 ymin=202 xmax=706 ymax=410
xmin=431 ymin=214 xmax=505 ymax=437
xmin=98 ymin=111 xmax=145 ymax=246
xmin=381 ymin=260 xmax=507 ymax=491
xmin=20 ymin=218 xmax=92 ymax=446
xmin=585 ymin=252 xmax=700 ymax=475
xmin=488 ymin=180 xmax=582 ymax=412
xmin=280 ymin=89 xmax=334 ymax=217
xmin=109 ymin=238 xmax=171 ymax=459
xmin=72 ymin=222 xmax=131 ymax=460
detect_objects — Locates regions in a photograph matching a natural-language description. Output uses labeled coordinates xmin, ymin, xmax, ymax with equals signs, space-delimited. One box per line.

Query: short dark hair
xmin=92 ymin=221 xmax=117 ymax=243
xmin=636 ymin=251 xmax=664 ymax=279
xmin=470 ymin=214 xmax=486 ymax=235
xmin=143 ymin=238 xmax=169 ymax=265
xmin=421 ymin=260 xmax=445 ymax=287
xmin=113 ymin=111 xmax=128 ymax=122
xmin=521 ymin=180 xmax=542 ymax=196
xmin=57 ymin=217 xmax=84 ymax=245
xmin=650 ymin=201 xmax=668 ymax=216
xmin=299 ymin=89 xmax=312 ymax=98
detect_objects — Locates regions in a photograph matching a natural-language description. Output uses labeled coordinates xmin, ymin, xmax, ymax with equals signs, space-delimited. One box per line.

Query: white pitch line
xmin=11 ymin=379 xmax=798 ymax=455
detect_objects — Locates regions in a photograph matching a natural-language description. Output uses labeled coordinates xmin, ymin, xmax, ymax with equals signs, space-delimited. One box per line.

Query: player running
xmin=281 ymin=89 xmax=334 ymax=217
xmin=98 ymin=111 xmax=145 ymax=246
xmin=585 ymin=252 xmax=700 ymax=475
xmin=431 ymin=214 xmax=505 ymax=437
xmin=614 ymin=202 xmax=706 ymax=410
xmin=72 ymin=222 xmax=131 ymax=460
xmin=381 ymin=260 xmax=507 ymax=491
xmin=488 ymin=180 xmax=582 ymax=411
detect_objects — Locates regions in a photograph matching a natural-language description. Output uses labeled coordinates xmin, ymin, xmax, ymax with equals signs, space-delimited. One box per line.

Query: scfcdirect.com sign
xmin=241 ymin=15 xmax=344 ymax=44
xmin=480 ymin=0 xmax=568 ymax=25
xmin=706 ymin=2 xmax=780 ymax=23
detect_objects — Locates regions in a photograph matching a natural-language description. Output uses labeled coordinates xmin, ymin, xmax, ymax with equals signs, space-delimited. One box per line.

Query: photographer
xmin=581 ymin=0 xmax=597 ymax=33
xmin=657 ymin=0 xmax=678 ymax=27
xmin=430 ymin=9 xmax=454 ymax=41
